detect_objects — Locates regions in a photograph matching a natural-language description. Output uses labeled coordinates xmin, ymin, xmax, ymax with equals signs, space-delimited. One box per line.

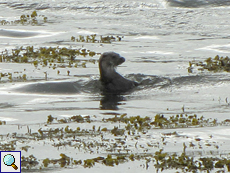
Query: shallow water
xmin=0 ymin=0 xmax=230 ymax=172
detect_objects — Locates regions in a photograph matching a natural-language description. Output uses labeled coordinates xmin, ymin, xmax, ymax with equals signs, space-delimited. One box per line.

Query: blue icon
xmin=1 ymin=151 xmax=21 ymax=173
xmin=3 ymin=154 xmax=18 ymax=170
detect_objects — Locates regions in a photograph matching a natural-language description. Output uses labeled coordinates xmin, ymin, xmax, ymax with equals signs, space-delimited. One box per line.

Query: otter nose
xmin=119 ymin=57 xmax=125 ymax=63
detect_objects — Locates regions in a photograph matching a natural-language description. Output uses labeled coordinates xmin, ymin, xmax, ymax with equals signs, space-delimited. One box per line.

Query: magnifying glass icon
xmin=3 ymin=154 xmax=18 ymax=170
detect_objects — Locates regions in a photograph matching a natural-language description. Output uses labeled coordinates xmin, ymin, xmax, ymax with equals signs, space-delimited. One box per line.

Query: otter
xmin=99 ymin=52 xmax=138 ymax=94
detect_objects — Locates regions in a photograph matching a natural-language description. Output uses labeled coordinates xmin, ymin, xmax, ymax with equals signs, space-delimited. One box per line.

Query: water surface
xmin=0 ymin=0 xmax=230 ymax=172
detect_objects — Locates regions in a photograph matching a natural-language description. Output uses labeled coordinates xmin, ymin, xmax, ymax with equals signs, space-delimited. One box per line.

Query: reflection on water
xmin=100 ymin=94 xmax=126 ymax=110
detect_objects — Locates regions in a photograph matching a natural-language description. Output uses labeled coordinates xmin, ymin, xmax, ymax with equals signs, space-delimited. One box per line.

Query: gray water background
xmin=0 ymin=0 xmax=230 ymax=172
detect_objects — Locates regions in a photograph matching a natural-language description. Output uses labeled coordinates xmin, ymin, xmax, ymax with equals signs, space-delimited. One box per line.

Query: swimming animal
xmin=99 ymin=52 xmax=138 ymax=94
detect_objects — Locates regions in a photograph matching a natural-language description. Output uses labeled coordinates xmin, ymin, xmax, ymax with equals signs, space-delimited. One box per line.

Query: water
xmin=0 ymin=0 xmax=230 ymax=172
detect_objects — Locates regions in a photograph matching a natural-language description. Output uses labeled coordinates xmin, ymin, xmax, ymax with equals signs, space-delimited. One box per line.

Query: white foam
xmin=140 ymin=50 xmax=174 ymax=55
xmin=77 ymin=30 xmax=98 ymax=35
xmin=197 ymin=44 xmax=230 ymax=53
xmin=0 ymin=117 xmax=17 ymax=121
xmin=134 ymin=36 xmax=159 ymax=40
xmin=0 ymin=28 xmax=63 ymax=39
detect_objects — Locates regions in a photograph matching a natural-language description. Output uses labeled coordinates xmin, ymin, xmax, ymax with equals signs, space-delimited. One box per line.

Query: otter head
xmin=99 ymin=52 xmax=125 ymax=81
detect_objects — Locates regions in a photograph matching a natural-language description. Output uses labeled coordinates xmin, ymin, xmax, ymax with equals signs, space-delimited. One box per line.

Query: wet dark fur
xmin=99 ymin=52 xmax=138 ymax=94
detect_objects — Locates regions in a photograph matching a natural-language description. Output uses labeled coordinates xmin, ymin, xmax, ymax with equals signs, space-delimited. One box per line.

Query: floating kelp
xmin=21 ymin=155 xmax=39 ymax=169
xmin=0 ymin=11 xmax=48 ymax=26
xmin=0 ymin=71 xmax=31 ymax=83
xmin=47 ymin=114 xmax=91 ymax=124
xmin=152 ymin=114 xmax=217 ymax=128
xmin=111 ymin=126 xmax=125 ymax=136
xmin=20 ymin=149 xmax=230 ymax=172
xmin=40 ymin=113 xmax=221 ymax=142
xmin=0 ymin=46 xmax=98 ymax=68
xmin=46 ymin=113 xmax=225 ymax=134
xmin=0 ymin=113 xmax=229 ymax=171
xmin=38 ymin=113 xmax=221 ymax=143
xmin=0 ymin=120 xmax=6 ymax=125
xmin=43 ymin=153 xmax=72 ymax=168
xmin=0 ymin=140 xmax=16 ymax=151
xmin=71 ymin=34 xmax=124 ymax=43
xmin=21 ymin=145 xmax=31 ymax=152
xmin=153 ymin=149 xmax=230 ymax=172
xmin=188 ymin=55 xmax=230 ymax=73
xmin=103 ymin=114 xmax=217 ymax=131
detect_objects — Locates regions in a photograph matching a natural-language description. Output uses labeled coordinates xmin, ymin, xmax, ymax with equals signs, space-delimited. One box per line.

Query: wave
xmin=2 ymin=1 xmax=163 ymax=11
xmin=12 ymin=80 xmax=101 ymax=94
xmin=0 ymin=29 xmax=60 ymax=39
xmin=11 ymin=73 xmax=225 ymax=95
xmin=167 ymin=0 xmax=230 ymax=8
xmin=3 ymin=0 xmax=230 ymax=11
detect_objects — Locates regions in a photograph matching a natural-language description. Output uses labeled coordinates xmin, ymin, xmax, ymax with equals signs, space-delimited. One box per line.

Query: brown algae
xmin=0 ymin=46 xmax=99 ymax=82
xmin=0 ymin=11 xmax=48 ymax=26
xmin=188 ymin=55 xmax=230 ymax=73
xmin=71 ymin=34 xmax=124 ymax=44
xmin=1 ymin=46 xmax=98 ymax=65
xmin=0 ymin=114 xmax=229 ymax=171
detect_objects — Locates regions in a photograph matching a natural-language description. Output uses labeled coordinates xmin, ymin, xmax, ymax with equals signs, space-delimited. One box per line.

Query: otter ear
xmin=101 ymin=53 xmax=108 ymax=60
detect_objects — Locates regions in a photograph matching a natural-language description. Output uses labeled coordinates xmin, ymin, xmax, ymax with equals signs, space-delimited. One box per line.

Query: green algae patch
xmin=188 ymin=55 xmax=230 ymax=73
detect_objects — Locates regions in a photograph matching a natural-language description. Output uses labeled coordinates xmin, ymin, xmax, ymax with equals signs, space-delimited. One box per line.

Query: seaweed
xmin=47 ymin=115 xmax=91 ymax=124
xmin=188 ymin=55 xmax=230 ymax=73
xmin=0 ymin=11 xmax=48 ymax=26
xmin=19 ymin=150 xmax=230 ymax=172
xmin=103 ymin=113 xmax=217 ymax=131
xmin=21 ymin=155 xmax=39 ymax=169
xmin=71 ymin=34 xmax=124 ymax=43
xmin=0 ymin=113 xmax=229 ymax=171
xmin=0 ymin=120 xmax=6 ymax=125
xmin=1 ymin=46 xmax=98 ymax=69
